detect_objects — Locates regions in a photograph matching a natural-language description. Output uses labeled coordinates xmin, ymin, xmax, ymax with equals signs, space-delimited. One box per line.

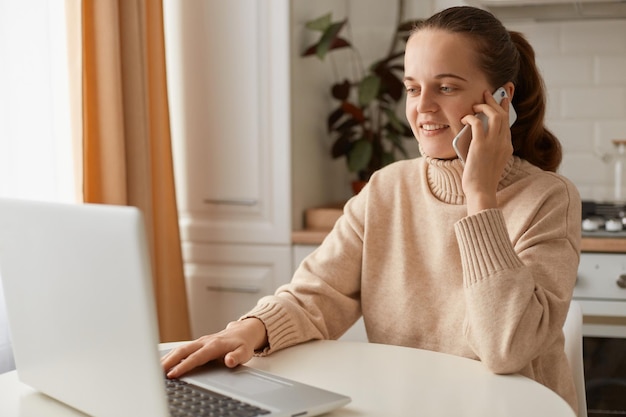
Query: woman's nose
xmin=416 ymin=90 xmax=438 ymax=113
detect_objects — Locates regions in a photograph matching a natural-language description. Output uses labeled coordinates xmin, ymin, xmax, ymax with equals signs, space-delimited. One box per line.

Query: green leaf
xmin=305 ymin=13 xmax=332 ymax=32
xmin=316 ymin=21 xmax=347 ymax=60
xmin=347 ymin=139 xmax=372 ymax=172
xmin=381 ymin=151 xmax=395 ymax=167
xmin=385 ymin=129 xmax=409 ymax=158
xmin=358 ymin=75 xmax=381 ymax=107
xmin=384 ymin=108 xmax=404 ymax=133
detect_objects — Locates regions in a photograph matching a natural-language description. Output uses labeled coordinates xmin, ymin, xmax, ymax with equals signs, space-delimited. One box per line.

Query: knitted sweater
xmin=245 ymin=155 xmax=582 ymax=412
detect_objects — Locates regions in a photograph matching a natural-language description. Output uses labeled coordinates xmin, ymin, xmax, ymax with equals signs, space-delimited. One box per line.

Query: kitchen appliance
xmin=577 ymin=200 xmax=626 ymax=417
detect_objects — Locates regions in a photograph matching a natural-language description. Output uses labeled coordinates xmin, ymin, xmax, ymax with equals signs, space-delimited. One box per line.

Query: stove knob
xmin=618 ymin=275 xmax=626 ymax=289
xmin=605 ymin=218 xmax=623 ymax=232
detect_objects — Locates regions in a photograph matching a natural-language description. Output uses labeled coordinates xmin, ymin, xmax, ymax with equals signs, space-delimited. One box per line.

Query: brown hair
xmin=413 ymin=6 xmax=561 ymax=172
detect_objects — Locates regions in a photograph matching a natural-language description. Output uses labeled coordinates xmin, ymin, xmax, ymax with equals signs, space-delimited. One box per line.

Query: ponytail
xmin=509 ymin=32 xmax=562 ymax=172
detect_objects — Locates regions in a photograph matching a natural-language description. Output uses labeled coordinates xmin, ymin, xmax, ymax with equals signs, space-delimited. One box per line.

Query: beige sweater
xmin=245 ymin=155 xmax=581 ymax=412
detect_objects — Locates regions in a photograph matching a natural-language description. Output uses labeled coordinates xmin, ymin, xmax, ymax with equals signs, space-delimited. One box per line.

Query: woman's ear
xmin=503 ymin=81 xmax=515 ymax=101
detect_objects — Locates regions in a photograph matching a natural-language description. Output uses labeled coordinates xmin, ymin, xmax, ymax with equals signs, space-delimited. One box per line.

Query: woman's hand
xmin=461 ymin=89 xmax=514 ymax=215
xmin=161 ymin=317 xmax=268 ymax=378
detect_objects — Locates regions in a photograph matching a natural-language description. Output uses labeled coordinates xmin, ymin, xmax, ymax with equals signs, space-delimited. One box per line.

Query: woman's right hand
xmin=161 ymin=317 xmax=268 ymax=378
xmin=461 ymin=89 xmax=514 ymax=215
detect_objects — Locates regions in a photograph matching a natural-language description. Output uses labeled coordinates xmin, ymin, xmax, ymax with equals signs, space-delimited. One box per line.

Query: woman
xmin=162 ymin=6 xmax=581 ymax=413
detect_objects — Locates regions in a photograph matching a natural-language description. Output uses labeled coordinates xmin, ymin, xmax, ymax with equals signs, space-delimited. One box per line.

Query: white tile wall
xmin=506 ymin=18 xmax=626 ymax=201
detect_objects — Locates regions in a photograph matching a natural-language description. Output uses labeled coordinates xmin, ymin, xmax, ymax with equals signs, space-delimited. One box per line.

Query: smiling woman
xmin=161 ymin=6 xmax=582 ymax=416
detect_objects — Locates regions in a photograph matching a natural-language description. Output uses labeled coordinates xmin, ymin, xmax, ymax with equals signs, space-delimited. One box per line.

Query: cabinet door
xmin=183 ymin=242 xmax=292 ymax=338
xmin=163 ymin=0 xmax=291 ymax=245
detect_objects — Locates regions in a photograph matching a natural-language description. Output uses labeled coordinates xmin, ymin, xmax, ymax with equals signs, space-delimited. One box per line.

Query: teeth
xmin=421 ymin=124 xmax=446 ymax=131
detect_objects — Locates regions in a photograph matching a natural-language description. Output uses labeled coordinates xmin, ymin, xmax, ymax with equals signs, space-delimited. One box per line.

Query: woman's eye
xmin=440 ymin=86 xmax=455 ymax=93
xmin=406 ymin=86 xmax=419 ymax=95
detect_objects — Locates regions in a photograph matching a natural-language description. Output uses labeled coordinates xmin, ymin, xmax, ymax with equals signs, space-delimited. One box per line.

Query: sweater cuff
xmin=454 ymin=208 xmax=524 ymax=286
xmin=240 ymin=301 xmax=301 ymax=356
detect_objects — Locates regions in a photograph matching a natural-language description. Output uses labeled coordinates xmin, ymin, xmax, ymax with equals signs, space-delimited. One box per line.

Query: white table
xmin=0 ymin=340 xmax=575 ymax=416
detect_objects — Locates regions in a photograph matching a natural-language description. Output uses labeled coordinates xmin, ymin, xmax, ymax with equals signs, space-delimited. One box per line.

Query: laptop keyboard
xmin=165 ymin=377 xmax=271 ymax=417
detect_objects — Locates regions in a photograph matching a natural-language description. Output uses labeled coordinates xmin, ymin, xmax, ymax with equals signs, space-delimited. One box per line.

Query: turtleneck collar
xmin=422 ymin=152 xmax=517 ymax=205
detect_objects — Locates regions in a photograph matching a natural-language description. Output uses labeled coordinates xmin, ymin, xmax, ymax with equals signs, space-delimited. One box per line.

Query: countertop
xmin=293 ymin=206 xmax=626 ymax=253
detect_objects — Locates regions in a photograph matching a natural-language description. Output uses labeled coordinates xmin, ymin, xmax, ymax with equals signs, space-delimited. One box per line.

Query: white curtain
xmin=0 ymin=1 xmax=78 ymax=372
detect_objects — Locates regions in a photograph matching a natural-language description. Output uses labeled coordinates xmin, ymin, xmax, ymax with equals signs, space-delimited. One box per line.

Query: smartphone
xmin=452 ymin=87 xmax=517 ymax=164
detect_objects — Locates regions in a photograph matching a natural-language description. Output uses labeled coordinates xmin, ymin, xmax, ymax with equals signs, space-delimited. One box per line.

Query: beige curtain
xmin=81 ymin=0 xmax=190 ymax=342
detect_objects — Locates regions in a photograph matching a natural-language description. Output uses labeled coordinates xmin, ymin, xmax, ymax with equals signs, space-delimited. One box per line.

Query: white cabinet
xmin=184 ymin=243 xmax=292 ymax=338
xmin=163 ymin=0 xmax=291 ymax=337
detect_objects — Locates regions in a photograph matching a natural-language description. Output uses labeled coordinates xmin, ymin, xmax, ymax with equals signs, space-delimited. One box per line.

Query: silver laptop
xmin=0 ymin=198 xmax=350 ymax=417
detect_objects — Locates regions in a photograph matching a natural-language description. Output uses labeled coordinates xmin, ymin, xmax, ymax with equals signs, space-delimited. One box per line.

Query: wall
xmin=504 ymin=17 xmax=626 ymax=202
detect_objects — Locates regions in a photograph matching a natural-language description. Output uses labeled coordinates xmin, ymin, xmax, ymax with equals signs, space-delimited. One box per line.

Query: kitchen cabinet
xmin=184 ymin=243 xmax=292 ymax=337
xmin=163 ymin=0 xmax=291 ymax=337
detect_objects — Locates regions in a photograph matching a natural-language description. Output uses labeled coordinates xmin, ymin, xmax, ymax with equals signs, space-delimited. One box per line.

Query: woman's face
xmin=403 ymin=29 xmax=493 ymax=160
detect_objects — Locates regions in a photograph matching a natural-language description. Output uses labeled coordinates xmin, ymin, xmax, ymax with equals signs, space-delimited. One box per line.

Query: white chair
xmin=0 ymin=277 xmax=16 ymax=374
xmin=563 ymin=300 xmax=587 ymax=417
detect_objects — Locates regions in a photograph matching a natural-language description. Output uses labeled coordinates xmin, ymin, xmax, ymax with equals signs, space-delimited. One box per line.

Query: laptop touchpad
xmin=191 ymin=368 xmax=289 ymax=395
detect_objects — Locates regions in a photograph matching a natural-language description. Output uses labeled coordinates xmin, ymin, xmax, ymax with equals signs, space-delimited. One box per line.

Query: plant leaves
xmin=376 ymin=67 xmax=404 ymax=101
xmin=348 ymin=139 xmax=372 ymax=172
xmin=381 ymin=151 xmax=396 ymax=167
xmin=384 ymin=108 xmax=405 ymax=133
xmin=301 ymin=44 xmax=318 ymax=57
xmin=327 ymin=106 xmax=345 ymax=132
xmin=331 ymin=79 xmax=351 ymax=101
xmin=316 ymin=21 xmax=348 ymax=60
xmin=335 ymin=117 xmax=360 ymax=134
xmin=358 ymin=75 xmax=381 ymax=107
xmin=303 ymin=38 xmax=351 ymax=57
xmin=399 ymin=121 xmax=413 ymax=138
xmin=330 ymin=38 xmax=351 ymax=51
xmin=331 ymin=132 xmax=353 ymax=159
xmin=385 ymin=128 xmax=409 ymax=158
xmin=341 ymin=102 xmax=365 ymax=123
xmin=305 ymin=13 xmax=332 ymax=32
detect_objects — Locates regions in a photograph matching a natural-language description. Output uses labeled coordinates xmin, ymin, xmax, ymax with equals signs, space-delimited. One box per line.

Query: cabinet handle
xmin=203 ymin=198 xmax=258 ymax=206
xmin=206 ymin=285 xmax=261 ymax=294
xmin=617 ymin=275 xmax=626 ymax=289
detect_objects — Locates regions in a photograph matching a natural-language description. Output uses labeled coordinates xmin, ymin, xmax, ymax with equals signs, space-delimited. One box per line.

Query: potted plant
xmin=301 ymin=2 xmax=421 ymax=192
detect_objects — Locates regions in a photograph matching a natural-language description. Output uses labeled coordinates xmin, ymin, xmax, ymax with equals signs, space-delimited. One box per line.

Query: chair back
xmin=563 ymin=300 xmax=587 ymax=417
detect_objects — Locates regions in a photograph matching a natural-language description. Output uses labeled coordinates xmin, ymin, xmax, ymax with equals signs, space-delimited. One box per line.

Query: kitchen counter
xmin=292 ymin=207 xmax=626 ymax=253
xmin=580 ymin=237 xmax=626 ymax=253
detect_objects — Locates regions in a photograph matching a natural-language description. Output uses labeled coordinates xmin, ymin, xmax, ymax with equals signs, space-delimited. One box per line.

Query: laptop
xmin=0 ymin=198 xmax=350 ymax=417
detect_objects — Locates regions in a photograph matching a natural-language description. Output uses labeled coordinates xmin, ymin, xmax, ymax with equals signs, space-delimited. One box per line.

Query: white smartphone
xmin=452 ymin=87 xmax=517 ymax=164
